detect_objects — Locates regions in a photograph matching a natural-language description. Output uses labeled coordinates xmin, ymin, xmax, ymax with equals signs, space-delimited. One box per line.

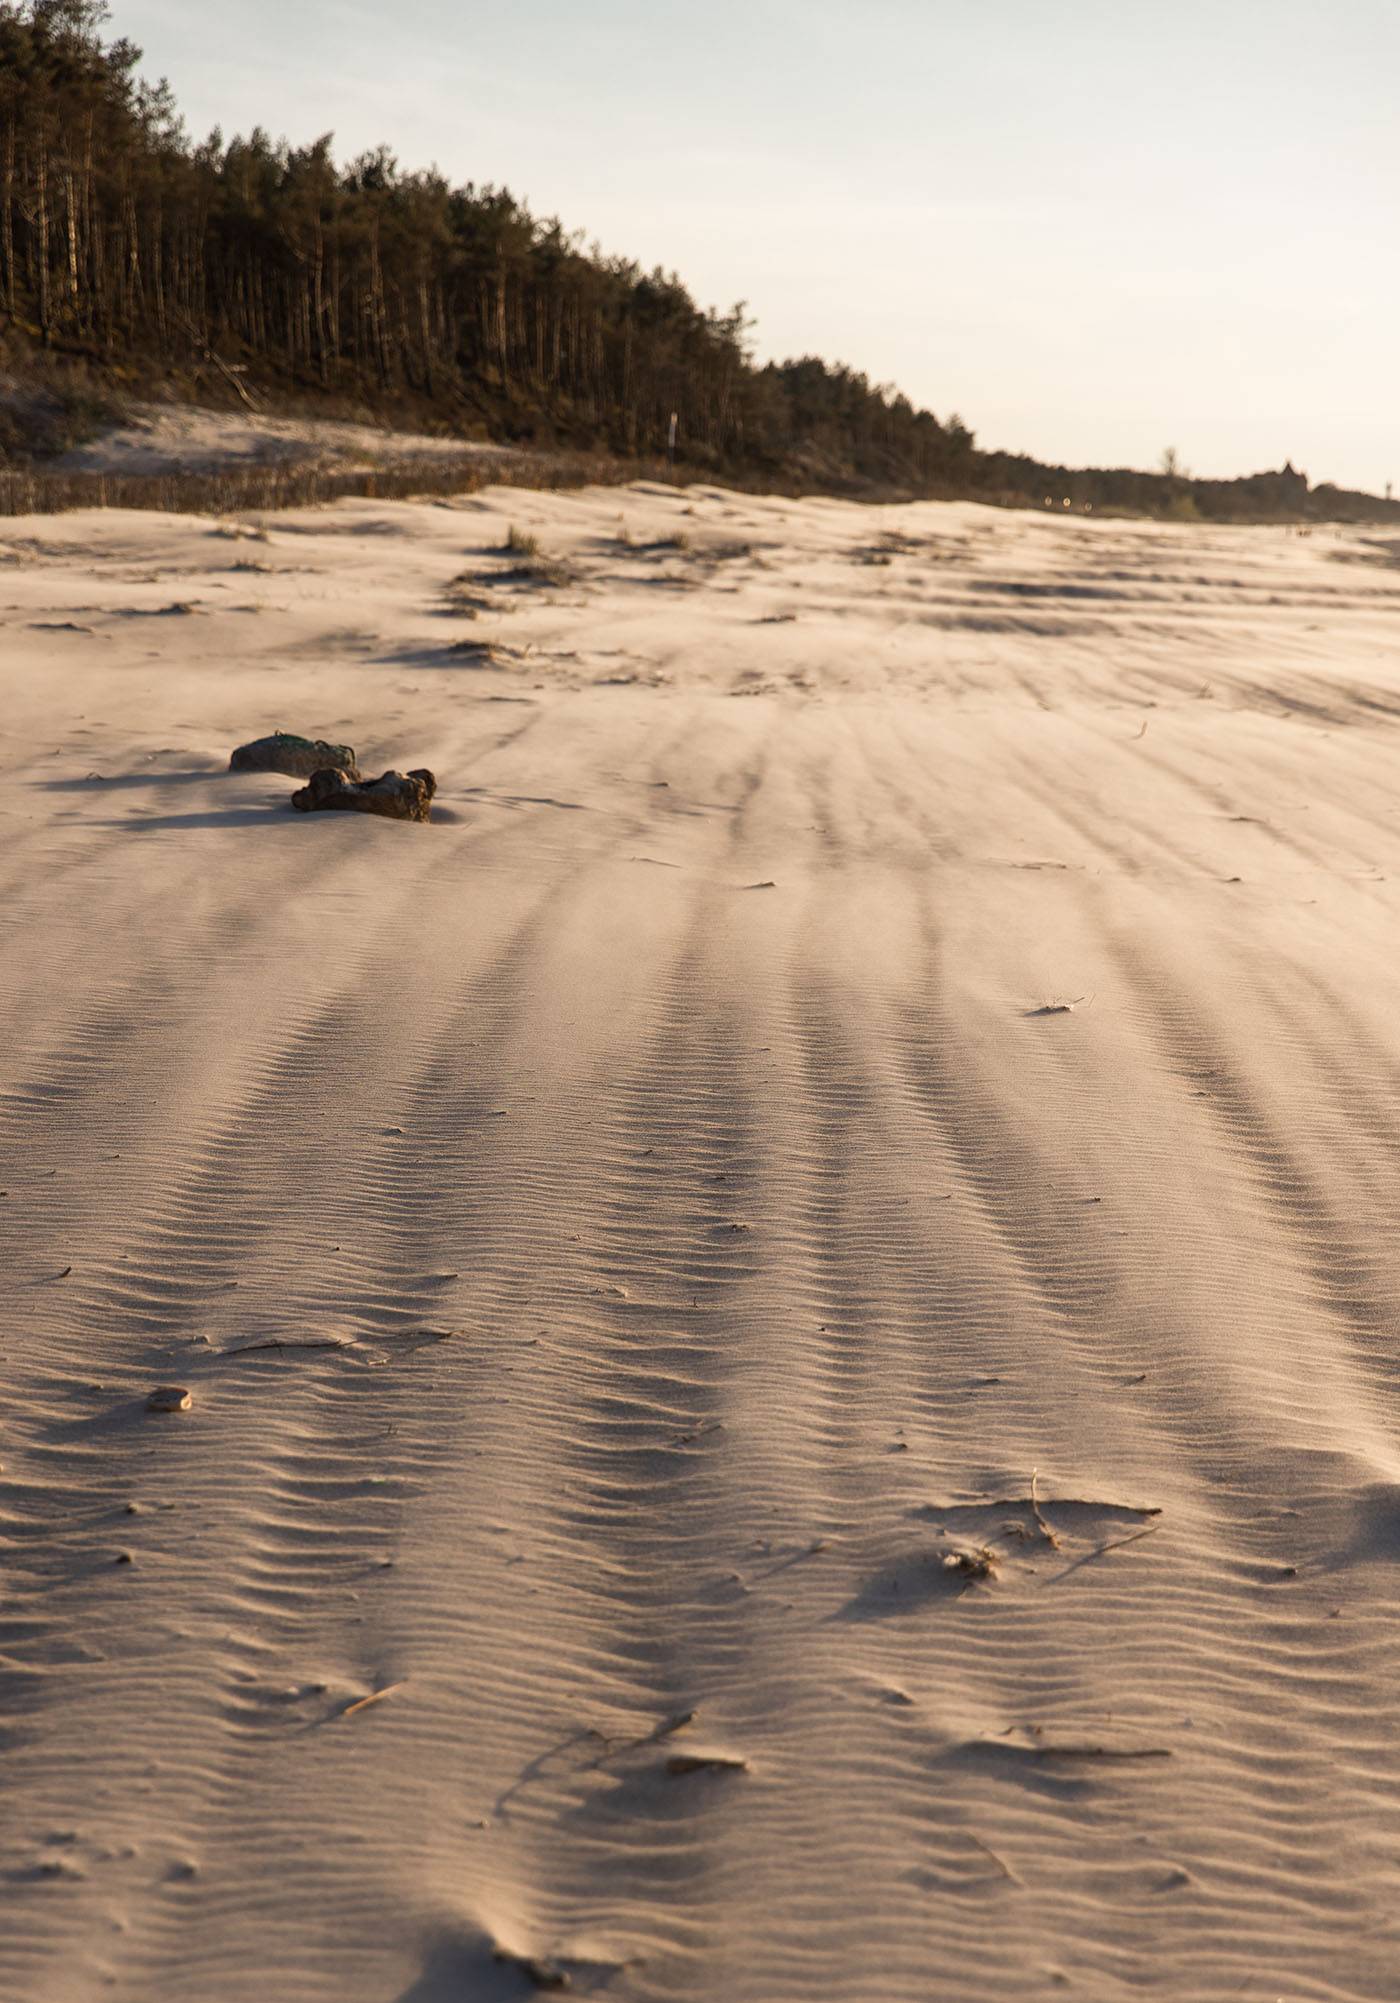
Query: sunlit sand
xmin=5 ymin=480 xmax=1400 ymax=1999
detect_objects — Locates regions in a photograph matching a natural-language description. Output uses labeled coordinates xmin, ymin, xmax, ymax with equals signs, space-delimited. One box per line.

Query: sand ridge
xmin=3 ymin=485 xmax=1400 ymax=1999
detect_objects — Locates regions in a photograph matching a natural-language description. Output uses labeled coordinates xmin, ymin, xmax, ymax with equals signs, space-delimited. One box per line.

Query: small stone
xmin=291 ymin=767 xmax=436 ymax=823
xmin=147 ymin=1386 xmax=192 ymax=1414
xmin=230 ymin=732 xmax=360 ymax=779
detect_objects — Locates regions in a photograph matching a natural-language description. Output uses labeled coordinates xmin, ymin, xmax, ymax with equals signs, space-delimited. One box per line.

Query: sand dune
xmin=53 ymin=401 xmax=504 ymax=478
xmin=4 ymin=484 xmax=1400 ymax=2000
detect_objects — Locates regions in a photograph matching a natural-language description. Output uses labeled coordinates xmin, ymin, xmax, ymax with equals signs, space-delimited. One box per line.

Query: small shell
xmin=147 ymin=1386 xmax=192 ymax=1414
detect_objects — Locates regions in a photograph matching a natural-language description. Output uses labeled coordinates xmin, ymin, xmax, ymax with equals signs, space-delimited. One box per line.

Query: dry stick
xmin=1029 ymin=1469 xmax=1061 ymax=1550
xmin=1089 ymin=1523 xmax=1161 ymax=1561
xmin=341 ymin=1682 xmax=406 ymax=1720
xmin=967 ymin=1831 xmax=1022 ymax=1885
xmin=174 ymin=307 xmax=261 ymax=412
xmin=1021 ymin=1743 xmax=1171 ymax=1761
xmin=926 ymin=1493 xmax=1159 ymax=1518
xmin=591 ymin=1709 xmax=696 ymax=1767
xmin=223 ymin=1338 xmax=349 ymax=1357
xmin=208 ymin=349 xmax=260 ymax=411
xmin=1044 ymin=1518 xmax=1162 ymax=1587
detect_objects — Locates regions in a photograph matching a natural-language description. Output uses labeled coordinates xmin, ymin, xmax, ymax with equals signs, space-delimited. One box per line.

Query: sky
xmin=110 ymin=0 xmax=1400 ymax=492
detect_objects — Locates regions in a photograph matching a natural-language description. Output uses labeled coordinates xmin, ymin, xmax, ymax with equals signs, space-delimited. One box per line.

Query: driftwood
xmin=339 ymin=1682 xmax=406 ymax=1720
xmin=291 ymin=767 xmax=436 ymax=822
xmin=665 ymin=1751 xmax=748 ymax=1776
xmin=230 ymin=731 xmax=360 ymax=779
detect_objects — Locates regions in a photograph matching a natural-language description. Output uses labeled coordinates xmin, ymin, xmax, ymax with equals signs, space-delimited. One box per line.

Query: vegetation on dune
xmin=0 ymin=0 xmax=1394 ymax=522
xmin=0 ymin=0 xmax=973 ymax=490
xmin=0 ymin=449 xmax=607 ymax=518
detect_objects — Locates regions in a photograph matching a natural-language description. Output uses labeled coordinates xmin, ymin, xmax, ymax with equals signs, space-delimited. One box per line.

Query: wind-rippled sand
xmin=4 ymin=483 xmax=1400 ymax=2001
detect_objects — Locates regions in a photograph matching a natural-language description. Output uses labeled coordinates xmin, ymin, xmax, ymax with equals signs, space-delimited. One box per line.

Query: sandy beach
xmin=5 ymin=480 xmax=1400 ymax=2001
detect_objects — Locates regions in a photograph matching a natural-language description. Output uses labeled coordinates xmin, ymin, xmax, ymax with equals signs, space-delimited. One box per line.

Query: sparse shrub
xmin=504 ymin=553 xmax=574 ymax=588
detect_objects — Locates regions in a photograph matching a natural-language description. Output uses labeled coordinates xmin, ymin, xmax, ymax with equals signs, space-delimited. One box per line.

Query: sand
xmin=54 ymin=402 xmax=504 ymax=478
xmin=3 ymin=481 xmax=1400 ymax=2001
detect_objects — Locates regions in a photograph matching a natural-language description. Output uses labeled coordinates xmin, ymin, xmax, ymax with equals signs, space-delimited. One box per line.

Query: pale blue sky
xmin=113 ymin=1 xmax=1398 ymax=491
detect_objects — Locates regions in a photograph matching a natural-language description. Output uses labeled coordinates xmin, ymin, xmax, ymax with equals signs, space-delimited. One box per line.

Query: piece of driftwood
xmin=665 ymin=1751 xmax=748 ymax=1776
xmin=291 ymin=767 xmax=436 ymax=822
xmin=340 ymin=1681 xmax=405 ymax=1719
xmin=230 ymin=731 xmax=360 ymax=779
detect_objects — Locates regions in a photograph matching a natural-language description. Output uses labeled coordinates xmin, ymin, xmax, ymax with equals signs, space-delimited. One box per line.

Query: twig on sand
xmin=1088 ymin=1523 xmax=1161 ymax=1561
xmin=340 ymin=1682 xmax=406 ymax=1720
xmin=1014 ymin=1740 xmax=1171 ymax=1761
xmin=967 ymin=1830 xmax=1022 ymax=1884
xmin=656 ymin=1709 xmax=696 ymax=1738
xmin=1029 ymin=1469 xmax=1061 ymax=1550
xmin=924 ymin=1493 xmax=1160 ymax=1520
xmin=588 ymin=1708 xmax=697 ymax=1767
xmin=222 ymin=1338 xmax=350 ymax=1357
xmin=1041 ymin=1516 xmax=1163 ymax=1584
xmin=633 ymin=1709 xmax=697 ymax=1747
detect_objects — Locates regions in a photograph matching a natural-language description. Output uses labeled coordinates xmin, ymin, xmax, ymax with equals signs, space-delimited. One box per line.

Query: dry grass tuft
xmin=943 ymin=1547 xmax=999 ymax=1584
